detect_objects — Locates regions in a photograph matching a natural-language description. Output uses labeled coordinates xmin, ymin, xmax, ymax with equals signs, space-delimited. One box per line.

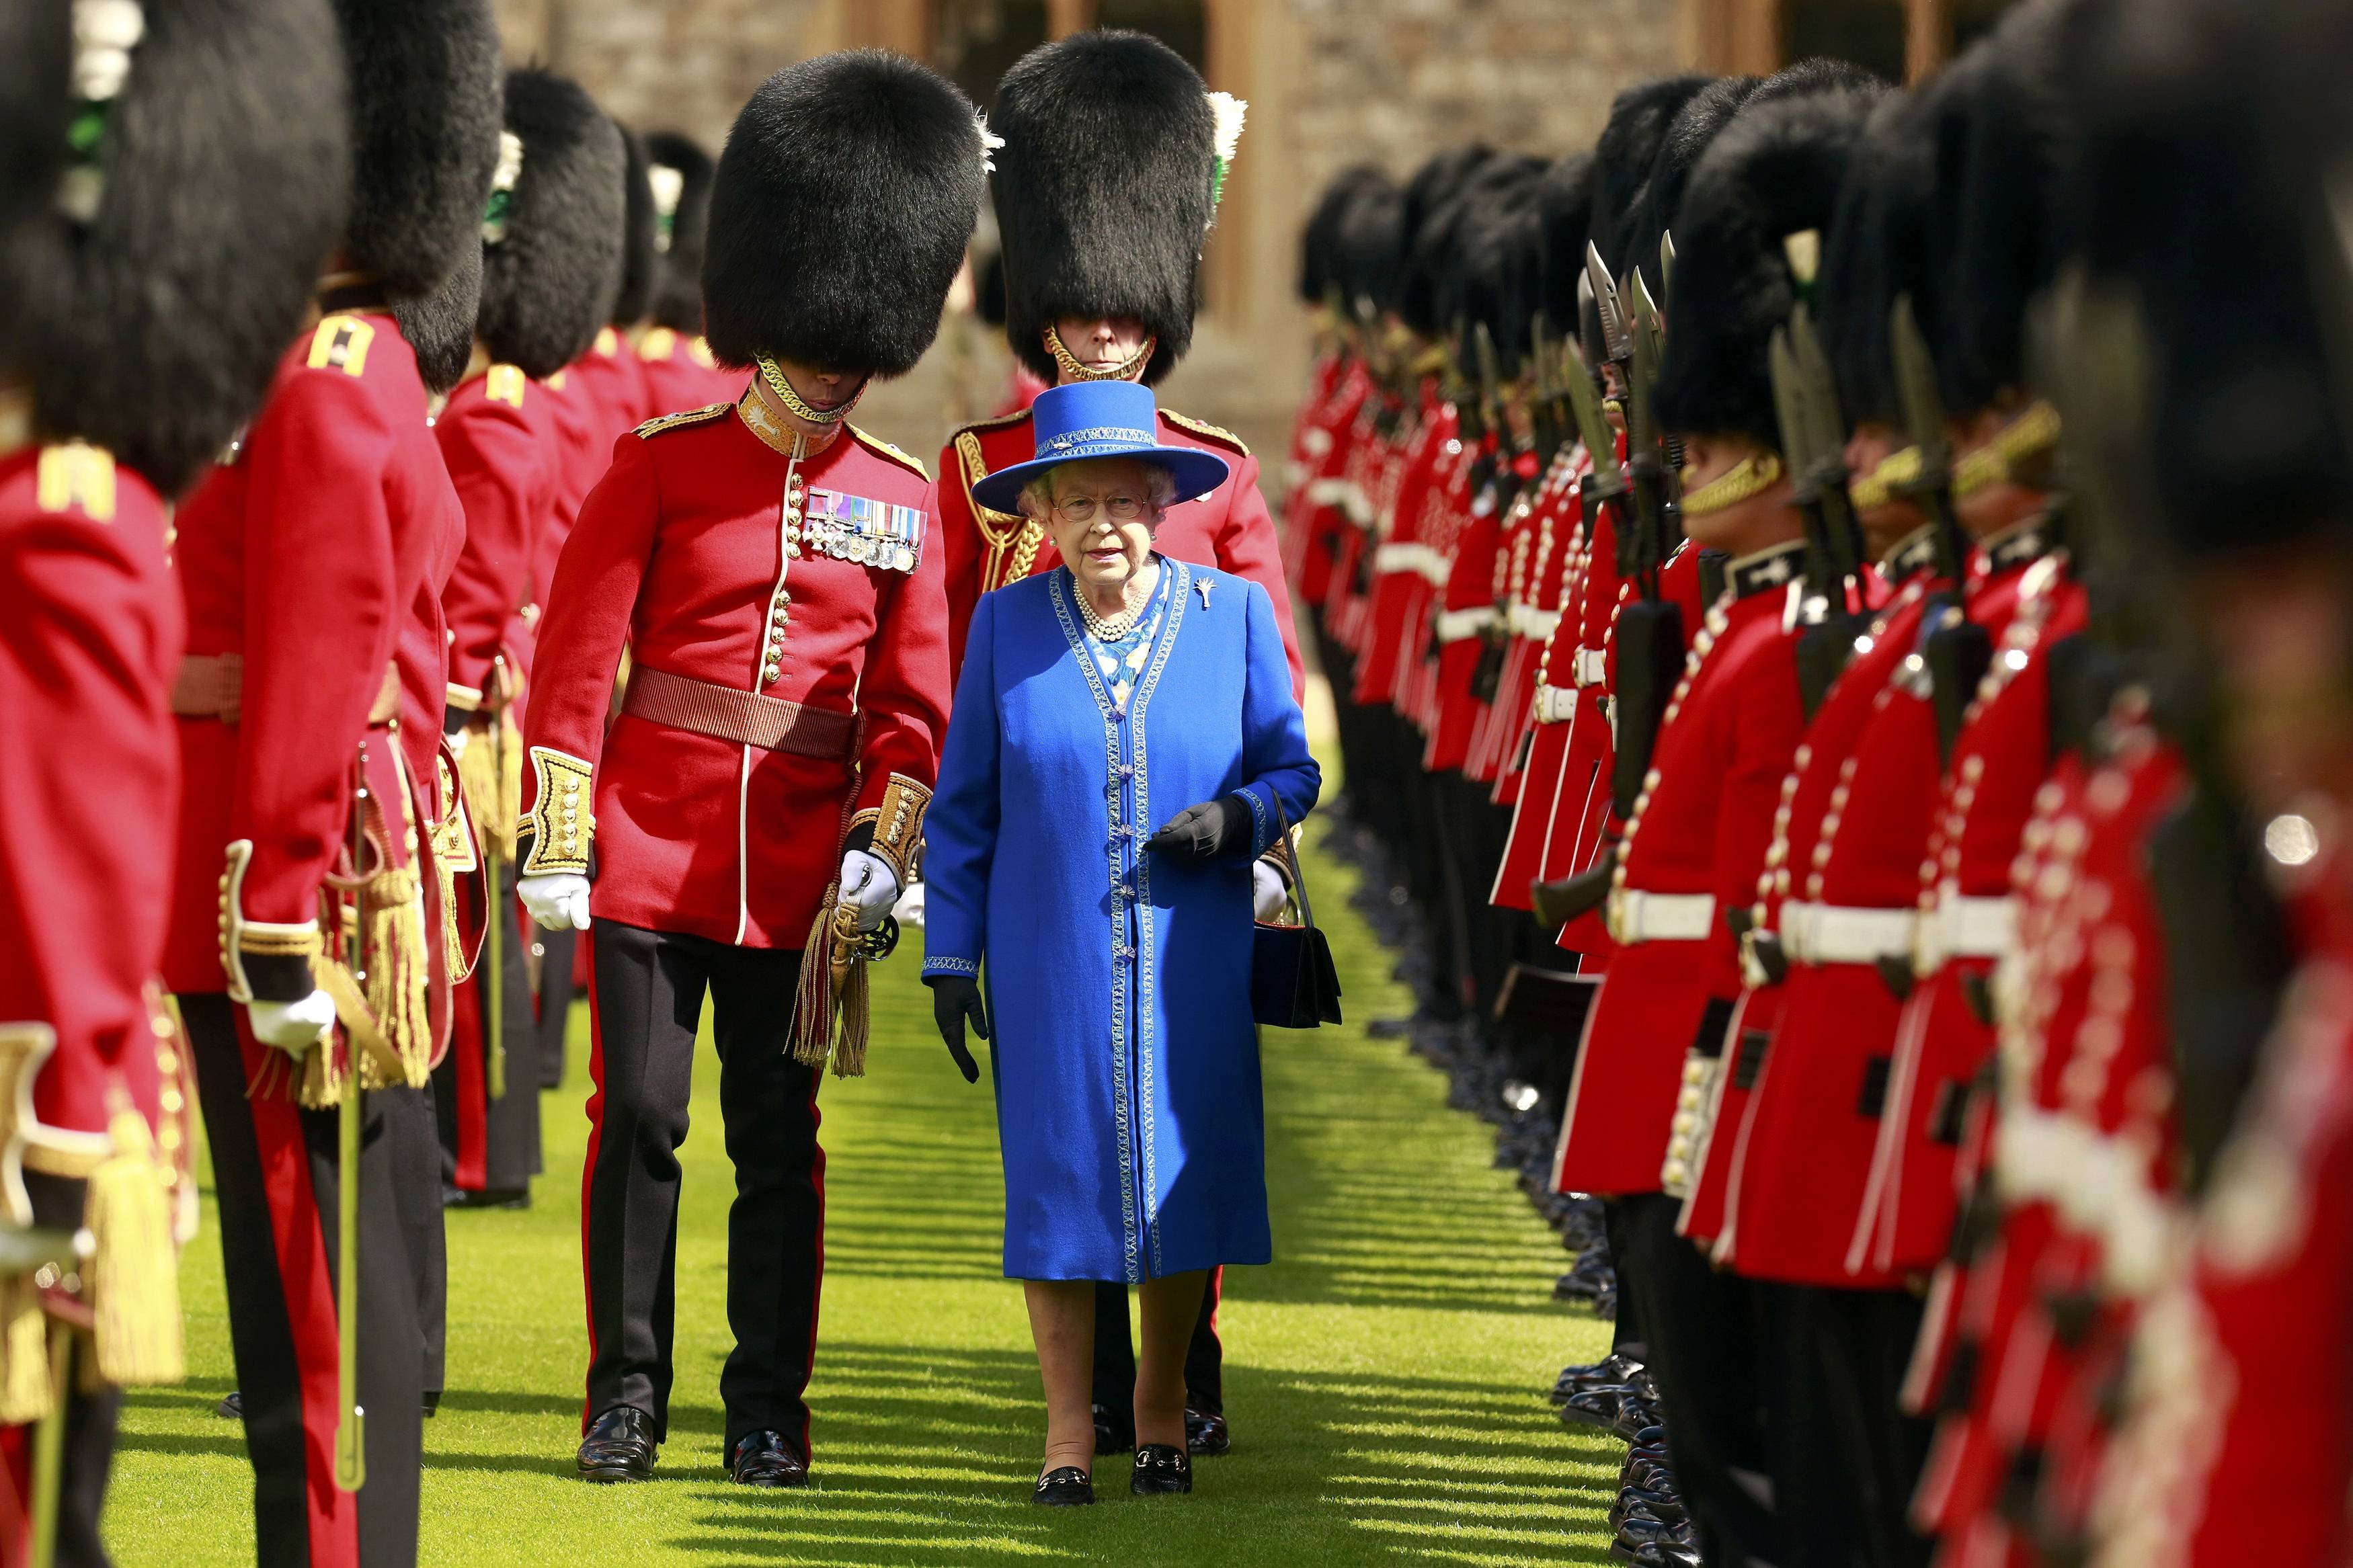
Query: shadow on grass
xmin=621 ymin=1337 xmax=1619 ymax=1567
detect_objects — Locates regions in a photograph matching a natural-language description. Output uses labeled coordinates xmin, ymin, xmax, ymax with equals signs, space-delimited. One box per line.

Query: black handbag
xmin=1251 ymin=797 xmax=1344 ymax=1028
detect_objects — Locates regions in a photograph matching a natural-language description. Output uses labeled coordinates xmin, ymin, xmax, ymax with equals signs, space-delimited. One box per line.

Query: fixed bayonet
xmin=1587 ymin=241 xmax=1633 ymax=368
xmin=1889 ymin=292 xmax=1990 ymax=761
xmin=1789 ymin=302 xmax=1864 ymax=579
xmin=1659 ymin=231 xmax=1677 ymax=314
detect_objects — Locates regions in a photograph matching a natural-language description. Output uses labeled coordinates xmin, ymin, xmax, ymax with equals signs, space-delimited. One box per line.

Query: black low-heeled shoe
xmin=1032 ymin=1466 xmax=1095 ymax=1506
xmin=1131 ymin=1443 xmax=1193 ymax=1496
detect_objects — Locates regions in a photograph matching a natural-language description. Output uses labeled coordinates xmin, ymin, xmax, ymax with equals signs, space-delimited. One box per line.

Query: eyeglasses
xmin=1049 ymin=493 xmax=1151 ymax=526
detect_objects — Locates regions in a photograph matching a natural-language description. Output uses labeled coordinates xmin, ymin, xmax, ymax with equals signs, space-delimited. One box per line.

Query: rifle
xmin=1527 ymin=310 xmax=1569 ymax=469
xmin=1890 ymin=293 xmax=1991 ymax=764
xmin=335 ymin=750 xmax=366 ymax=1494
xmin=1774 ymin=302 xmax=1874 ymax=716
xmin=1599 ymin=243 xmax=1685 ymax=819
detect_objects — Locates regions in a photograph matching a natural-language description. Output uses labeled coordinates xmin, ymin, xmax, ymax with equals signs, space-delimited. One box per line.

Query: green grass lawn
xmin=105 ymin=823 xmax=1619 ymax=1565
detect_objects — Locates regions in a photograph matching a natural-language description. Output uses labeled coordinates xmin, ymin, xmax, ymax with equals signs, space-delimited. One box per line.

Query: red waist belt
xmin=621 ymin=664 xmax=859 ymax=761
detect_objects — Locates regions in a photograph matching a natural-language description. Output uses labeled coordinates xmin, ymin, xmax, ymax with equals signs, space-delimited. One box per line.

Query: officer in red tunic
xmin=938 ymin=29 xmax=1298 ymax=1460
xmin=434 ymin=72 xmax=628 ymax=1212
xmin=518 ymin=50 xmax=979 ymax=1489
xmin=0 ymin=1 xmax=345 ymax=1558
xmin=161 ymin=2 xmax=501 ymax=1559
xmin=1560 ymin=77 xmax=1888 ymax=1567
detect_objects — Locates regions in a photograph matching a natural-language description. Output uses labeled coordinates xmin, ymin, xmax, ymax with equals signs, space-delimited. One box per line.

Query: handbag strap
xmin=1265 ymin=791 xmax=1318 ymax=932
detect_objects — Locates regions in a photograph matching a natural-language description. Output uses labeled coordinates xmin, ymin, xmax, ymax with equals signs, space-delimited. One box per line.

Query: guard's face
xmin=768 ymin=356 xmax=869 ymax=415
xmin=1035 ymin=457 xmax=1162 ymax=593
xmin=1845 ymin=421 xmax=1929 ymax=559
xmin=1053 ymin=315 xmax=1151 ymax=378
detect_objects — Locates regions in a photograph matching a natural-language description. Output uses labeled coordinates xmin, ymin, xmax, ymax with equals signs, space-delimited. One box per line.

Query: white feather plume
xmin=1207 ymin=92 xmax=1248 ymax=167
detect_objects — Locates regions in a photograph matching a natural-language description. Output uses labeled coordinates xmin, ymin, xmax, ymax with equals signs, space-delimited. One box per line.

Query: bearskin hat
xmin=1817 ymin=87 xmax=1932 ymax=428
xmin=989 ymin=31 xmax=1218 ymax=386
xmin=1533 ymin=151 xmax=1596 ymax=344
xmin=10 ymin=0 xmax=348 ymax=496
xmin=473 ymin=71 xmax=627 ymax=380
xmin=2069 ymin=0 xmax=2353 ymax=556
xmin=643 ymin=130 xmax=715 ymax=335
xmin=1589 ymin=75 xmax=1713 ymax=279
xmin=1445 ymin=173 xmax=1545 ymax=378
xmin=1654 ymin=79 xmax=1890 ymax=450
xmin=1624 ymin=75 xmax=1761 ymax=300
xmin=1334 ymin=179 xmax=1407 ymax=323
xmin=0 ymin=3 xmax=69 ymax=249
xmin=1942 ymin=0 xmax=2086 ymax=415
xmin=1402 ymin=145 xmax=1495 ymax=255
xmin=607 ymin=126 xmax=656 ymax=328
xmin=705 ymin=50 xmax=982 ymax=376
xmin=393 ymin=235 xmax=480 ymax=397
xmin=1400 ymin=154 xmax=1543 ymax=341
xmin=329 ymin=0 xmax=500 ymax=302
xmin=1301 ymin=165 xmax=1390 ymax=306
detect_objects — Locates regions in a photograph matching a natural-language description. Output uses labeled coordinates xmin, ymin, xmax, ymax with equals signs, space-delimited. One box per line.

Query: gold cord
xmin=1952 ymin=399 xmax=2061 ymax=499
xmin=754 ymin=355 xmax=863 ymax=426
xmin=1678 ymin=450 xmax=1784 ymax=518
xmin=1045 ymin=325 xmax=1157 ymax=382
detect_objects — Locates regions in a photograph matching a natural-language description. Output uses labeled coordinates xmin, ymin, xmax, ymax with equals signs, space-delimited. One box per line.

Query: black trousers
xmin=534 ymin=921 xmax=577 ymax=1092
xmin=582 ymin=920 xmax=824 ymax=1461
xmin=432 ymin=864 xmax=541 ymax=1197
xmin=1088 ymin=1270 xmax=1226 ymax=1428
xmin=1810 ymin=1285 xmax=1936 ymax=1568
xmin=380 ymin=1081 xmax=445 ymax=1401
xmin=1599 ymin=1198 xmax=1648 ymax=1364
xmin=1618 ymin=1192 xmax=1773 ymax=1565
xmin=184 ymin=994 xmax=422 ymax=1568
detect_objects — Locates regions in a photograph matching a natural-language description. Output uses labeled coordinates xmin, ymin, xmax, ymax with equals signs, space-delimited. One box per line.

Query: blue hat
xmin=969 ymin=381 xmax=1232 ymax=515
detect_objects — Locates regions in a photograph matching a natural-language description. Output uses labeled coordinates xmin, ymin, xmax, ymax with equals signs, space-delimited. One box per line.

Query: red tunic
xmin=1491 ymin=450 xmax=1599 ymax=912
xmin=1552 ymin=543 xmax=1809 ymax=1196
xmin=1283 ymin=356 xmax=1371 ymax=606
xmin=438 ymin=366 xmax=561 ymax=706
xmin=633 ymin=328 xmax=744 ymax=421
xmin=0 ymin=443 xmax=183 ymax=1149
xmin=166 ymin=314 xmax=462 ymax=997
xmin=567 ymin=327 xmax=651 ymax=448
xmin=1354 ymin=390 xmax=1453 ymax=706
xmin=521 ymin=398 xmax=950 ymax=948
xmin=934 ymin=401 xmax=1301 ymax=698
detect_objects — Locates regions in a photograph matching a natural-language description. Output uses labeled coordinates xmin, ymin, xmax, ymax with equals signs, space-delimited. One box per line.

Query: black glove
xmin=926 ymin=975 xmax=987 ymax=1083
xmin=1146 ymin=795 xmax=1254 ymax=861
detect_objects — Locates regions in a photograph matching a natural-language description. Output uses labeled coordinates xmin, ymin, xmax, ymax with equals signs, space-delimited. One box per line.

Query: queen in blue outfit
xmin=920 ymin=381 xmax=1318 ymax=1505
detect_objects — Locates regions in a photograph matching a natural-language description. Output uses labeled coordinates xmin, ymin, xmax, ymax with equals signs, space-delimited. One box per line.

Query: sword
xmin=335 ymin=749 xmax=366 ymax=1493
xmin=27 ymin=1323 xmax=68 ymax=1568
xmin=483 ymin=700 xmax=505 ymax=1106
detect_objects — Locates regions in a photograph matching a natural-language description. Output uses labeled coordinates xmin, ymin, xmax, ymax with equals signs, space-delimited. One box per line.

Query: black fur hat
xmin=705 ymin=50 xmax=982 ymax=376
xmin=1533 ymin=151 xmax=1597 ymax=341
xmin=989 ymin=30 xmax=1218 ymax=386
xmin=1301 ymin=165 xmax=1390 ymax=306
xmin=1654 ymin=81 xmax=1890 ymax=450
xmin=1401 ymin=144 xmax=1494 ymax=260
xmin=1624 ymin=75 xmax=1761 ymax=299
xmin=393 ymin=237 xmax=481 ymax=397
xmin=1817 ymin=88 xmax=1929 ymax=427
xmin=1400 ymin=154 xmax=1544 ymax=340
xmin=1589 ymin=75 xmax=1713 ymax=278
xmin=475 ymin=70 xmax=627 ymax=380
xmin=643 ymin=130 xmax=714 ymax=335
xmin=329 ymin=0 xmax=501 ymax=302
xmin=0 ymin=3 xmax=69 ymax=248
xmin=609 ymin=126 xmax=655 ymax=327
xmin=1942 ymin=0 xmax=2084 ymax=414
xmin=1334 ymin=180 xmax=1407 ymax=323
xmin=11 ymin=0 xmax=348 ymax=496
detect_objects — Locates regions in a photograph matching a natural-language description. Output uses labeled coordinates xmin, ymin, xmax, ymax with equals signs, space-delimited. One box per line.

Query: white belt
xmin=1508 ymin=604 xmax=1561 ymax=638
xmin=1780 ymin=901 xmax=1917 ymax=965
xmin=1915 ymin=893 xmax=2017 ymax=972
xmin=1302 ymin=426 xmax=1333 ymax=457
xmin=1435 ymin=606 xmax=1500 ymax=644
xmin=1341 ymin=482 xmax=1374 ymax=525
xmin=1373 ymin=540 xmax=1443 ymax=580
xmin=1572 ymin=647 xmax=1608 ymax=688
xmin=1533 ymin=683 xmax=1577 ymax=723
xmin=1306 ymin=477 xmax=1350 ymax=509
xmin=1421 ymin=551 xmax=1451 ymax=587
xmin=1607 ymin=889 xmax=1716 ymax=946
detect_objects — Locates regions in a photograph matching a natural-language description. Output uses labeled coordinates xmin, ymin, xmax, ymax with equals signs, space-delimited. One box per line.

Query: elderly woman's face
xmin=1029 ymin=457 xmax=1162 ymax=594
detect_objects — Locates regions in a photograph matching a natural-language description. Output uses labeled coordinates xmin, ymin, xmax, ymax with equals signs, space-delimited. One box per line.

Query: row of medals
xmin=805 ymin=514 xmax=918 ymax=574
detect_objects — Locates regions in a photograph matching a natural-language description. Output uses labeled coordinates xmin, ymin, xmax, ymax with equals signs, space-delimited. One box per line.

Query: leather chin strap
xmin=754 ymin=354 xmax=865 ymax=426
xmin=1045 ymin=324 xmax=1157 ymax=382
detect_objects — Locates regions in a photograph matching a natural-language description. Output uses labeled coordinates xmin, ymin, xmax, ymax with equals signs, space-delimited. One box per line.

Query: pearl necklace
xmin=1074 ymin=565 xmax=1158 ymax=641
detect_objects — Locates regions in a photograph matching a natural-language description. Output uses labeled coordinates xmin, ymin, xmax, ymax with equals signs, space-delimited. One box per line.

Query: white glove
xmin=446 ymin=724 xmax=470 ymax=759
xmin=519 ymin=872 xmax=592 ymax=931
xmin=1252 ymin=858 xmax=1291 ymax=922
xmin=890 ymin=878 xmax=927 ymax=930
xmin=245 ymin=991 xmax=335 ymax=1055
xmin=839 ymin=849 xmax=900 ymax=934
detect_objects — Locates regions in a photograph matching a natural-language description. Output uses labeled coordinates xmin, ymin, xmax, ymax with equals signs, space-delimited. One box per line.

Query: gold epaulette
xmin=35 ymin=441 xmax=117 ymax=522
xmin=306 ymin=315 xmax=375 ymax=378
xmin=849 ymin=423 xmax=928 ymax=481
xmin=1163 ymin=409 xmax=1250 ymax=458
xmin=485 ymin=364 xmax=528 ymax=409
xmin=638 ymin=326 xmax=678 ymax=362
xmin=957 ymin=406 xmax=1033 ymax=438
xmin=633 ymin=402 xmax=731 ymax=440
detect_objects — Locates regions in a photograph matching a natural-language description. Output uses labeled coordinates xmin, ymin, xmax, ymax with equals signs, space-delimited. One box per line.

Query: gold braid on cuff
xmin=754 ymin=355 xmax=863 ymax=426
xmin=1044 ymin=325 xmax=1157 ymax=383
xmin=520 ymin=747 xmax=594 ymax=876
xmin=867 ymin=773 xmax=932 ymax=886
xmin=1678 ymin=450 xmax=1784 ymax=518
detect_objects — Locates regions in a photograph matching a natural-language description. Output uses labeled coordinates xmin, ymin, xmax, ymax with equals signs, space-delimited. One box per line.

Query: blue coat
xmin=921 ymin=559 xmax=1320 ymax=1282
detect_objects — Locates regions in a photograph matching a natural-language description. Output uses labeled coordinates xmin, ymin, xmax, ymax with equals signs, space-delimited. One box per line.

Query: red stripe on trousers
xmin=239 ymin=1010 xmax=361 ymax=1567
xmin=577 ymin=924 xmax=602 ymax=1434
